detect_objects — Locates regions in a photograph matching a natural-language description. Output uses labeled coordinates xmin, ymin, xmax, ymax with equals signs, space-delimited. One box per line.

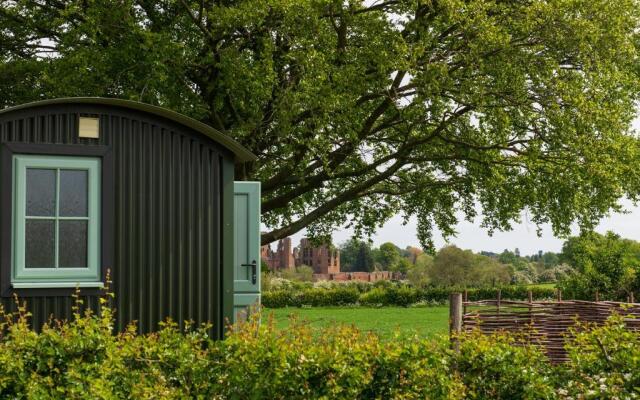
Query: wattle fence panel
xmin=449 ymin=292 xmax=640 ymax=363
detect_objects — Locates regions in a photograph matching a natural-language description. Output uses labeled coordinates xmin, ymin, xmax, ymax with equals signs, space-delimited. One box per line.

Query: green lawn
xmin=265 ymin=306 xmax=449 ymax=340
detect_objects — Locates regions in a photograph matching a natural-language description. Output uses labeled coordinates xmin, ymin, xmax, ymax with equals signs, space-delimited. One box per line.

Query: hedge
xmin=263 ymin=285 xmax=557 ymax=308
xmin=0 ymin=298 xmax=638 ymax=399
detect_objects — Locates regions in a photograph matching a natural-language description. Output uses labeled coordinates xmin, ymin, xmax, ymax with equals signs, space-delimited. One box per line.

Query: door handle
xmin=241 ymin=260 xmax=257 ymax=285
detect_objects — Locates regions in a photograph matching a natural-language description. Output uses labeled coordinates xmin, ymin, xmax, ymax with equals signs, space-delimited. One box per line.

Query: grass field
xmin=265 ymin=306 xmax=449 ymax=340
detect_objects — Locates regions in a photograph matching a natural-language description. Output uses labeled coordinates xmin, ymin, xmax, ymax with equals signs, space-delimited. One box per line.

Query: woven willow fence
xmin=449 ymin=291 xmax=640 ymax=363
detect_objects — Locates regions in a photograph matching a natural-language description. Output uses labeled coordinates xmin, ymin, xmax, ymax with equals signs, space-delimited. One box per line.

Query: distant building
xmin=260 ymin=234 xmax=293 ymax=270
xmin=261 ymin=236 xmax=403 ymax=282
xmin=297 ymin=238 xmax=340 ymax=274
xmin=260 ymin=237 xmax=340 ymax=273
xmin=260 ymin=243 xmax=276 ymax=269
xmin=276 ymin=237 xmax=296 ymax=270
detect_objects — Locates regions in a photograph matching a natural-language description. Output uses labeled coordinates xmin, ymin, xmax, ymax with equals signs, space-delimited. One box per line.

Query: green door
xmin=234 ymin=293 xmax=262 ymax=323
xmin=233 ymin=181 xmax=261 ymax=322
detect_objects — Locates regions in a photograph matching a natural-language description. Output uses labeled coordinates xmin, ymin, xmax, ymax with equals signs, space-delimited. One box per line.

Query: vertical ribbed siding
xmin=0 ymin=105 xmax=225 ymax=337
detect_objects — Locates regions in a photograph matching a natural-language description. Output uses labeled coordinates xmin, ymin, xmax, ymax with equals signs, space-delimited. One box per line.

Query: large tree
xmin=2 ymin=0 xmax=640 ymax=246
xmin=559 ymin=231 xmax=640 ymax=299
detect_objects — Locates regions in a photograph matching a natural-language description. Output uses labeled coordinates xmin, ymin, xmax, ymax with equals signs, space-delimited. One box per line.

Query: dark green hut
xmin=0 ymin=98 xmax=260 ymax=339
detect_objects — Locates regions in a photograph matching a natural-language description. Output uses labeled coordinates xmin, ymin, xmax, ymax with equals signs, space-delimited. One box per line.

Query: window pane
xmin=59 ymin=170 xmax=88 ymax=217
xmin=26 ymin=169 xmax=56 ymax=216
xmin=58 ymin=220 xmax=88 ymax=268
xmin=25 ymin=219 xmax=55 ymax=268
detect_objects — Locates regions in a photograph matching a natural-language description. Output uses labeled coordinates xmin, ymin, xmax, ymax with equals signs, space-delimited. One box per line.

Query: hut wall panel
xmin=0 ymin=105 xmax=226 ymax=337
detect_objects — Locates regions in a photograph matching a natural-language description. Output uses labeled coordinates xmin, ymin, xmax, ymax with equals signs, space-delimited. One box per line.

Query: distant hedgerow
xmin=262 ymin=285 xmax=557 ymax=308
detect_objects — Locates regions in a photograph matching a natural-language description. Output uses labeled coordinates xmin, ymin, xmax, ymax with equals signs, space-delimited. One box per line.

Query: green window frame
xmin=12 ymin=155 xmax=102 ymax=288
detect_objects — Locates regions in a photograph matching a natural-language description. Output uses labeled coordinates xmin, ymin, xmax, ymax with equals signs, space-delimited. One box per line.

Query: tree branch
xmin=261 ymin=158 xmax=406 ymax=244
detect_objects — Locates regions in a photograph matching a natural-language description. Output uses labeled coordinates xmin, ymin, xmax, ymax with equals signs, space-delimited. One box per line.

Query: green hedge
xmin=0 ymin=299 xmax=637 ymax=399
xmin=263 ymin=285 xmax=557 ymax=308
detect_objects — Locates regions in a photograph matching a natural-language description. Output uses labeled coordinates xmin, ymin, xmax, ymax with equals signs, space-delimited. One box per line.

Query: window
xmin=12 ymin=155 xmax=101 ymax=288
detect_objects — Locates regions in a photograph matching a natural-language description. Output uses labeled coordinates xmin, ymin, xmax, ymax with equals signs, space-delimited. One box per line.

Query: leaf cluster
xmin=2 ymin=0 xmax=640 ymax=245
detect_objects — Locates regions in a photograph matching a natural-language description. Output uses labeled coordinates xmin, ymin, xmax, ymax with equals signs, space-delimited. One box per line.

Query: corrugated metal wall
xmin=0 ymin=104 xmax=229 ymax=338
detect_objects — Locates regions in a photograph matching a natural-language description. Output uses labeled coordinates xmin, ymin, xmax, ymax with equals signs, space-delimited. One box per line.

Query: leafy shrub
xmin=265 ymin=285 xmax=557 ymax=308
xmin=383 ymin=287 xmax=419 ymax=307
xmin=312 ymin=280 xmax=374 ymax=292
xmin=297 ymin=287 xmax=360 ymax=307
xmin=418 ymin=286 xmax=453 ymax=303
xmin=537 ymin=264 xmax=575 ymax=284
xmin=358 ymin=287 xmax=419 ymax=307
xmin=1 ymin=294 xmax=640 ymax=399
xmin=454 ymin=330 xmax=555 ymax=399
xmin=559 ymin=314 xmax=640 ymax=398
xmin=405 ymin=264 xmax=431 ymax=288
xmin=261 ymin=275 xmax=298 ymax=292
xmin=512 ymin=270 xmax=535 ymax=285
xmin=0 ymin=297 xmax=466 ymax=399
xmin=358 ymin=288 xmax=387 ymax=306
xmin=263 ymin=290 xmax=301 ymax=308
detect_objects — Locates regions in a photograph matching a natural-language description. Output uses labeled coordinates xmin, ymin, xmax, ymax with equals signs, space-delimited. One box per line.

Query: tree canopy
xmin=2 ymin=0 xmax=640 ymax=246
xmin=559 ymin=231 xmax=640 ymax=299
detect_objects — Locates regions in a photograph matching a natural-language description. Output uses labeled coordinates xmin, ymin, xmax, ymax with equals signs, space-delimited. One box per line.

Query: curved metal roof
xmin=0 ymin=97 xmax=257 ymax=162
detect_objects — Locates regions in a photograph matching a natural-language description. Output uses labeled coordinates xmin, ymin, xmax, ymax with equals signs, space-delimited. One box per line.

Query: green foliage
xmin=3 ymin=0 xmax=640 ymax=245
xmin=353 ymin=242 xmax=375 ymax=272
xmin=218 ymin=317 xmax=465 ymax=400
xmin=406 ymin=258 xmax=432 ymax=288
xmin=455 ymin=331 xmax=555 ymax=399
xmin=261 ymin=290 xmax=301 ymax=308
xmin=377 ymin=242 xmax=401 ymax=270
xmin=537 ymin=264 xmax=574 ymax=284
xmin=263 ymin=284 xmax=557 ymax=308
xmin=429 ymin=245 xmax=512 ymax=287
xmin=0 ymin=296 xmax=216 ymax=398
xmin=559 ymin=314 xmax=640 ymax=398
xmin=299 ymin=287 xmax=361 ymax=307
xmin=340 ymin=239 xmax=423 ymax=273
xmin=338 ymin=238 xmax=362 ymax=272
xmin=0 ymin=294 xmax=640 ymax=400
xmin=558 ymin=231 xmax=640 ymax=300
xmin=278 ymin=265 xmax=315 ymax=282
xmin=260 ymin=259 xmax=270 ymax=273
xmin=466 ymin=286 xmax=556 ymax=302
xmin=358 ymin=287 xmax=419 ymax=307
xmin=4 ymin=294 xmax=640 ymax=398
xmin=393 ymin=258 xmax=413 ymax=274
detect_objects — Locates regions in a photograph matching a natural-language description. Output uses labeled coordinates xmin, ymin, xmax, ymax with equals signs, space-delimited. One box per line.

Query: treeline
xmin=338 ymin=239 xmax=424 ymax=273
xmin=339 ymin=239 xmax=570 ymax=287
xmin=338 ymin=231 xmax=640 ymax=301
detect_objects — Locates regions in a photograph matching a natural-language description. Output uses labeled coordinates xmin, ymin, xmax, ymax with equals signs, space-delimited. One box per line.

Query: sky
xmin=283 ymin=119 xmax=640 ymax=256
xmin=285 ymin=200 xmax=640 ymax=256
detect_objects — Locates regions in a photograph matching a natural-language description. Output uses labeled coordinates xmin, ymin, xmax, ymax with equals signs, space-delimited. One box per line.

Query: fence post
xmin=528 ymin=290 xmax=533 ymax=328
xmin=631 ymin=292 xmax=635 ymax=304
xmin=463 ymin=289 xmax=468 ymax=316
xmin=595 ymin=291 xmax=600 ymax=302
xmin=557 ymin=289 xmax=562 ymax=302
xmin=449 ymin=293 xmax=463 ymax=351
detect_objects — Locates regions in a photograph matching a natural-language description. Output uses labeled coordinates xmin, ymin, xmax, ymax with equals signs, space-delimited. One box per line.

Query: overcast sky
xmin=284 ymin=119 xmax=640 ymax=256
